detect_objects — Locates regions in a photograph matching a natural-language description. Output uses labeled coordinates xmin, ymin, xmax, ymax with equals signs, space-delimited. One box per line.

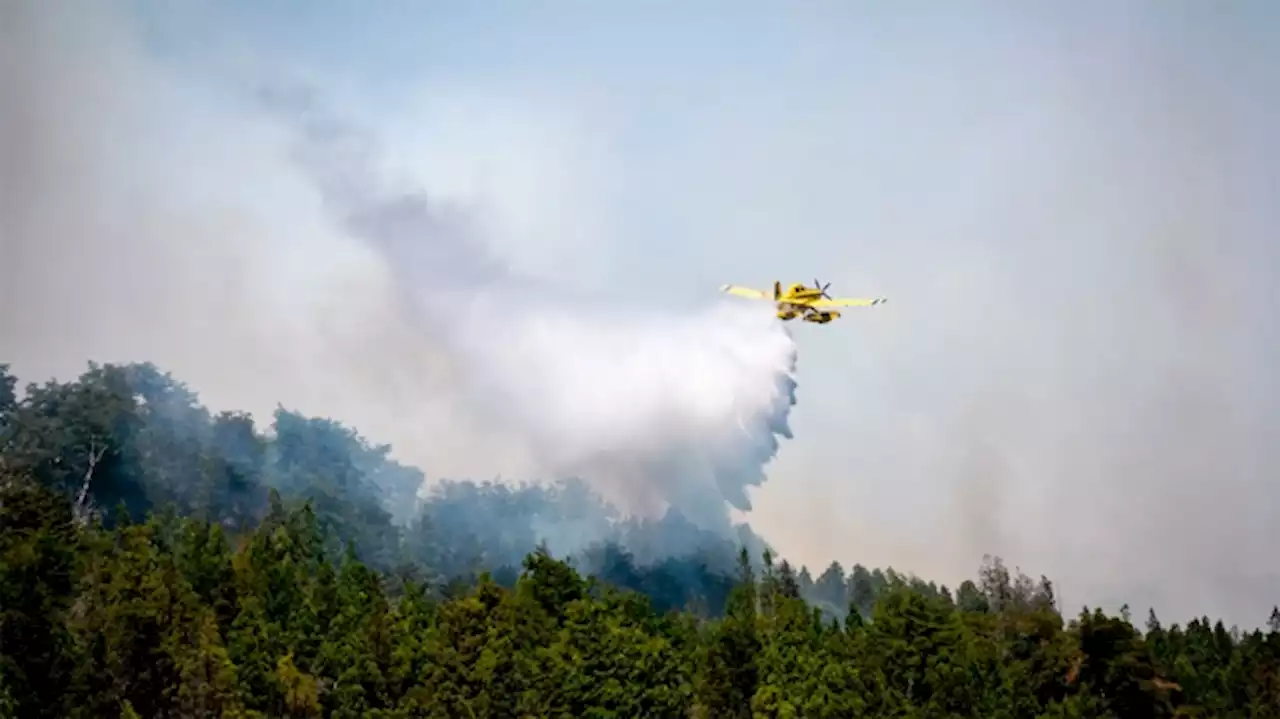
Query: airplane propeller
xmin=813 ymin=278 xmax=832 ymax=299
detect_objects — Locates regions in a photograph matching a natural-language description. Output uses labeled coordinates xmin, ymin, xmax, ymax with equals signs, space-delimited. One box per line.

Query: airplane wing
xmin=809 ymin=296 xmax=888 ymax=307
xmin=719 ymin=284 xmax=771 ymax=300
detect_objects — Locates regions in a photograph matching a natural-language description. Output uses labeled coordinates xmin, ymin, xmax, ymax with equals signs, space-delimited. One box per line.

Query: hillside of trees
xmin=2 ymin=361 xmax=1279 ymax=717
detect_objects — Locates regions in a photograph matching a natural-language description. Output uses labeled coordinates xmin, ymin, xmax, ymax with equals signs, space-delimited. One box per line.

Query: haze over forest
xmin=3 ymin=0 xmax=1280 ymax=631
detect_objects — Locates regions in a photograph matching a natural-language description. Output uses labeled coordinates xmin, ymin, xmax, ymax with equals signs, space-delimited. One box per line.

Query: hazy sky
xmin=4 ymin=1 xmax=1279 ymax=626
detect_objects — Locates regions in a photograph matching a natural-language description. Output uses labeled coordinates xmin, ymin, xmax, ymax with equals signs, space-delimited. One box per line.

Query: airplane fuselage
xmin=771 ymin=282 xmax=841 ymax=323
xmin=780 ymin=285 xmax=824 ymax=302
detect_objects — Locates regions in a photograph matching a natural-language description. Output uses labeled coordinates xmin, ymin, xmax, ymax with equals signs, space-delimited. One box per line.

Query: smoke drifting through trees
xmin=7 ymin=0 xmax=1280 ymax=629
xmin=0 ymin=360 xmax=781 ymax=610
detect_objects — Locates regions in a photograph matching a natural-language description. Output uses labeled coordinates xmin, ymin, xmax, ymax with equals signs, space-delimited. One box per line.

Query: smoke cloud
xmin=0 ymin=1 xmax=798 ymax=542
xmin=263 ymin=89 xmax=799 ymax=530
xmin=5 ymin=0 xmax=1280 ymax=628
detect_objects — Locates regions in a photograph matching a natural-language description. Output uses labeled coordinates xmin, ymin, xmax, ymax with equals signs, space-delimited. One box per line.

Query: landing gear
xmin=802 ymin=310 xmax=840 ymax=324
xmin=775 ymin=306 xmax=841 ymax=324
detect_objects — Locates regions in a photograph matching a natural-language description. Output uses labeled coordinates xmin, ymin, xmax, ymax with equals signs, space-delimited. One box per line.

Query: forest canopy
xmin=2 ymin=360 xmax=1278 ymax=717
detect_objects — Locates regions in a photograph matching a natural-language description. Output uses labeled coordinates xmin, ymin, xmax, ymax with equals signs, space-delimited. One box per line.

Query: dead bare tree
xmin=74 ymin=440 xmax=107 ymax=524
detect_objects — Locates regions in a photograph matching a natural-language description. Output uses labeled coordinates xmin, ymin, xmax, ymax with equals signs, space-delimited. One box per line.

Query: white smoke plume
xmin=0 ymin=2 xmax=799 ymax=538
xmin=0 ymin=0 xmax=798 ymax=537
xmin=258 ymin=88 xmax=801 ymax=532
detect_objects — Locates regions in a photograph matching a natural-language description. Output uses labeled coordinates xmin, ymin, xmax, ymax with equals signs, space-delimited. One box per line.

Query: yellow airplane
xmin=720 ymin=279 xmax=887 ymax=324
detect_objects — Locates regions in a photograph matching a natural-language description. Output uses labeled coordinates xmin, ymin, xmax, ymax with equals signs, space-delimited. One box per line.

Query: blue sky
xmin=6 ymin=0 xmax=1280 ymax=625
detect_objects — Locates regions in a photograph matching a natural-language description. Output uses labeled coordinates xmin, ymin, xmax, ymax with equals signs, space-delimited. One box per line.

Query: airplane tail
xmin=773 ymin=281 xmax=781 ymax=300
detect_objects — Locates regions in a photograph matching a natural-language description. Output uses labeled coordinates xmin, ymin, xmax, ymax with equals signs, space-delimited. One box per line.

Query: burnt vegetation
xmin=1 ymin=361 xmax=1277 ymax=717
